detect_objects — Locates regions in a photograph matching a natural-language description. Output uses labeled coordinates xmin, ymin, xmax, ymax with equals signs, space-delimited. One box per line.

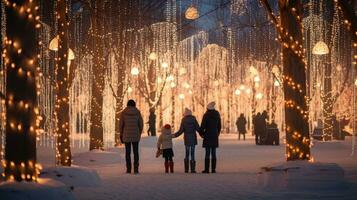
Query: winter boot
xmin=211 ymin=159 xmax=216 ymax=173
xmin=165 ymin=161 xmax=169 ymax=173
xmin=184 ymin=159 xmax=189 ymax=173
xmin=134 ymin=163 xmax=139 ymax=174
xmin=190 ymin=160 xmax=196 ymax=173
xmin=169 ymin=161 xmax=174 ymax=173
xmin=126 ymin=163 xmax=132 ymax=174
xmin=202 ymin=159 xmax=210 ymax=173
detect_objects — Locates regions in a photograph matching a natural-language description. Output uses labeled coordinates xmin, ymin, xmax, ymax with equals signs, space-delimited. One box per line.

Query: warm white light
xmin=127 ymin=86 xmax=133 ymax=93
xmin=254 ymin=76 xmax=260 ymax=82
xmin=246 ymin=88 xmax=251 ymax=94
xmin=274 ymin=80 xmax=280 ymax=87
xmin=166 ymin=74 xmax=174 ymax=82
xmin=249 ymin=66 xmax=258 ymax=75
xmin=235 ymin=89 xmax=241 ymax=96
xmin=185 ymin=6 xmax=199 ymax=20
xmin=68 ymin=48 xmax=75 ymax=60
xmin=336 ymin=64 xmax=342 ymax=71
xmin=183 ymin=82 xmax=190 ymax=89
xmin=312 ymin=41 xmax=329 ymax=55
xmin=179 ymin=67 xmax=187 ymax=75
xmin=170 ymin=82 xmax=176 ymax=88
xmin=355 ymin=79 xmax=357 ymax=86
xmin=49 ymin=36 xmax=58 ymax=51
xmin=149 ymin=52 xmax=157 ymax=60
xmin=214 ymin=80 xmax=219 ymax=86
xmin=131 ymin=67 xmax=139 ymax=76
xmin=188 ymin=90 xmax=193 ymax=95
xmin=161 ymin=62 xmax=169 ymax=68
xmin=256 ymin=92 xmax=263 ymax=100
xmin=157 ymin=77 xmax=162 ymax=83
xmin=179 ymin=93 xmax=185 ymax=100
xmin=239 ymin=85 xmax=246 ymax=90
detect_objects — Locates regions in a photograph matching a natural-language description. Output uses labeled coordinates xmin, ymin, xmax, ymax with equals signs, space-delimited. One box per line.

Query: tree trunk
xmin=279 ymin=0 xmax=311 ymax=161
xmin=55 ymin=0 xmax=71 ymax=166
xmin=89 ymin=1 xmax=105 ymax=150
xmin=322 ymin=60 xmax=333 ymax=140
xmin=4 ymin=0 xmax=40 ymax=181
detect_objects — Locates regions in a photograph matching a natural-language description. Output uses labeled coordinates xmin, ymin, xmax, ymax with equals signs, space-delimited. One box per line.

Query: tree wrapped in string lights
xmin=2 ymin=0 xmax=42 ymax=181
xmin=54 ymin=0 xmax=72 ymax=166
xmin=261 ymin=0 xmax=311 ymax=160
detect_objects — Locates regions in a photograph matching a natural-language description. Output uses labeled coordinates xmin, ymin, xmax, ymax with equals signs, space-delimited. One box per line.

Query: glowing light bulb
xmin=254 ymin=76 xmax=260 ymax=82
xmin=256 ymin=93 xmax=263 ymax=100
xmin=274 ymin=80 xmax=280 ymax=87
xmin=235 ymin=89 xmax=241 ymax=96
xmin=131 ymin=67 xmax=139 ymax=76
xmin=179 ymin=94 xmax=185 ymax=100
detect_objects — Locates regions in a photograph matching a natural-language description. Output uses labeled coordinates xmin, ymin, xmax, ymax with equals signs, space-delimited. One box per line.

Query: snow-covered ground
xmin=2 ymin=134 xmax=357 ymax=199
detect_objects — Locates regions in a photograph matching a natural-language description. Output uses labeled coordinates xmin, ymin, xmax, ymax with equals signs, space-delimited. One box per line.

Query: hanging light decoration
xmin=149 ymin=52 xmax=158 ymax=60
xmin=131 ymin=67 xmax=139 ymax=76
xmin=49 ymin=36 xmax=59 ymax=51
xmin=274 ymin=80 xmax=280 ymax=87
xmin=312 ymin=41 xmax=329 ymax=55
xmin=256 ymin=93 xmax=263 ymax=100
xmin=161 ymin=62 xmax=169 ymax=68
xmin=235 ymin=89 xmax=241 ymax=96
xmin=185 ymin=5 xmax=199 ymax=20
xmin=179 ymin=93 xmax=185 ymax=100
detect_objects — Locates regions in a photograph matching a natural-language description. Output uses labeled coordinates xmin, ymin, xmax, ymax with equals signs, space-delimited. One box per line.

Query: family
xmin=119 ymin=99 xmax=221 ymax=174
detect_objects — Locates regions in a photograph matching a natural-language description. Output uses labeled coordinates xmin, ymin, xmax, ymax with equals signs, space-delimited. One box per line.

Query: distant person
xmin=174 ymin=108 xmax=201 ymax=173
xmin=119 ymin=99 xmax=143 ymax=174
xmin=147 ymin=108 xmax=156 ymax=136
xmin=260 ymin=111 xmax=269 ymax=144
xmin=236 ymin=113 xmax=247 ymax=140
xmin=157 ymin=124 xmax=175 ymax=173
xmin=253 ymin=112 xmax=261 ymax=145
xmin=200 ymin=102 xmax=221 ymax=173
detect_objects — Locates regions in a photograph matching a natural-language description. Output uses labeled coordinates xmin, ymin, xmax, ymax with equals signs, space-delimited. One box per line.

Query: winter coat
xmin=157 ymin=128 xmax=174 ymax=150
xmin=236 ymin=116 xmax=247 ymax=134
xmin=174 ymin=115 xmax=200 ymax=146
xmin=200 ymin=109 xmax=221 ymax=148
xmin=119 ymin=106 xmax=144 ymax=143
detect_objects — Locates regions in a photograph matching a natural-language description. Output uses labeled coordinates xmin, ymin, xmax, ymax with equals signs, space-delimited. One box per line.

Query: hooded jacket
xmin=157 ymin=127 xmax=174 ymax=150
xmin=119 ymin=106 xmax=144 ymax=143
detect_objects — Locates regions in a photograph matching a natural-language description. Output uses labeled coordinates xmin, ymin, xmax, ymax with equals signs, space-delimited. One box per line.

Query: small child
xmin=157 ymin=124 xmax=175 ymax=173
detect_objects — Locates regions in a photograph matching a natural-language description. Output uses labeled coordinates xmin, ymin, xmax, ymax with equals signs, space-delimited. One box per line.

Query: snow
xmin=2 ymin=134 xmax=357 ymax=200
xmin=41 ymin=165 xmax=101 ymax=188
xmin=0 ymin=178 xmax=75 ymax=200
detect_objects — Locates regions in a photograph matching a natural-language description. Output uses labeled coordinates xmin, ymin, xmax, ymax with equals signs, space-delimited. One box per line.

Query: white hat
xmin=207 ymin=101 xmax=216 ymax=110
xmin=184 ymin=108 xmax=192 ymax=116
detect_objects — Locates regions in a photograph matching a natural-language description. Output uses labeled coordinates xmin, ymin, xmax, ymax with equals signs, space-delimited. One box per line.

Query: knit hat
xmin=184 ymin=108 xmax=192 ymax=116
xmin=207 ymin=101 xmax=216 ymax=110
xmin=164 ymin=124 xmax=171 ymax=129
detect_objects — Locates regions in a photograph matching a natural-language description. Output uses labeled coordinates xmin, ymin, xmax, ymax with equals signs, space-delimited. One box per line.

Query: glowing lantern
xmin=179 ymin=67 xmax=187 ymax=75
xmin=235 ymin=89 xmax=241 ymax=96
xmin=149 ymin=52 xmax=157 ymax=60
xmin=49 ymin=36 xmax=59 ymax=51
xmin=312 ymin=41 xmax=329 ymax=55
xmin=161 ymin=62 xmax=169 ymax=68
xmin=166 ymin=74 xmax=174 ymax=82
xmin=131 ymin=67 xmax=139 ymax=76
xmin=256 ymin=93 xmax=263 ymax=100
xmin=127 ymin=86 xmax=133 ymax=93
xmin=274 ymin=80 xmax=280 ymax=87
xmin=179 ymin=94 xmax=185 ymax=100
xmin=185 ymin=6 xmax=199 ymax=20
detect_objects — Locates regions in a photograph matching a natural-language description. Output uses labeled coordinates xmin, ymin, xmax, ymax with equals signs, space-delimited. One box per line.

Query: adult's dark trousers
xmin=125 ymin=142 xmax=139 ymax=166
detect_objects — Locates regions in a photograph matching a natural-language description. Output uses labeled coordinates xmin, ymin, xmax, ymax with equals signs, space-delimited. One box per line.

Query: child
xmin=157 ymin=124 xmax=175 ymax=173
